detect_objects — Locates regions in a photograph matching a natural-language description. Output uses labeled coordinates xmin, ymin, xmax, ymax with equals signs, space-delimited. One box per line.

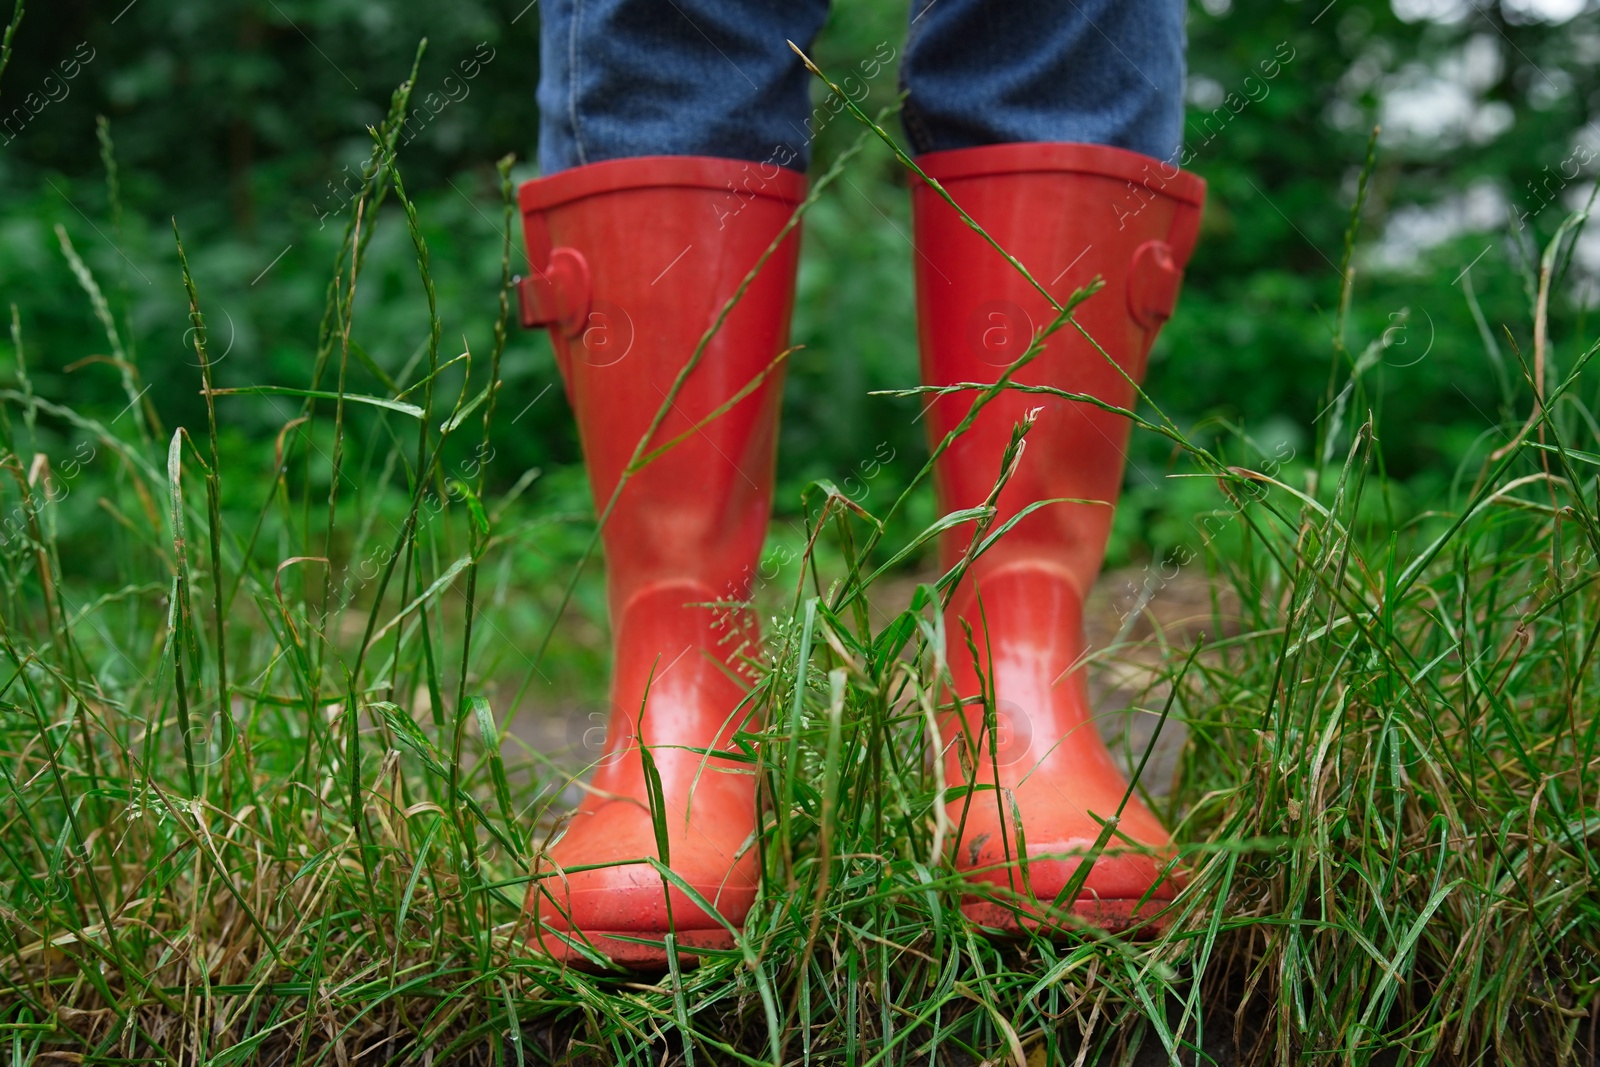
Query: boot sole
xmin=963 ymin=897 xmax=1173 ymax=939
xmin=529 ymin=925 xmax=735 ymax=971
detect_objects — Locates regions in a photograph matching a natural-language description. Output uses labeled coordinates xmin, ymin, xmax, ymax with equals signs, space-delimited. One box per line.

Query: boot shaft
xmin=516 ymin=156 xmax=804 ymax=780
xmin=912 ymin=143 xmax=1204 ymax=594
xmin=518 ymin=157 xmax=806 ymax=614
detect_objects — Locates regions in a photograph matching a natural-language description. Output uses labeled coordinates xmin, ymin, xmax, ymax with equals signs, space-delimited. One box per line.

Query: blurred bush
xmin=1 ymin=0 xmax=1597 ymax=573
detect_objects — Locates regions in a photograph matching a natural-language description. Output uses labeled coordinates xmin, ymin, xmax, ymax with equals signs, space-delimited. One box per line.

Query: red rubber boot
xmin=912 ymin=144 xmax=1205 ymax=936
xmin=516 ymin=157 xmax=803 ymax=967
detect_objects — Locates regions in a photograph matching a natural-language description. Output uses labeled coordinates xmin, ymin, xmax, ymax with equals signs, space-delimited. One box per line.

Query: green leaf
xmin=204 ymin=386 xmax=424 ymax=419
xmin=441 ymin=380 xmax=497 ymax=435
xmin=471 ymin=696 xmax=522 ymax=854
xmin=449 ymin=480 xmax=489 ymax=535
xmin=640 ymin=740 xmax=670 ymax=868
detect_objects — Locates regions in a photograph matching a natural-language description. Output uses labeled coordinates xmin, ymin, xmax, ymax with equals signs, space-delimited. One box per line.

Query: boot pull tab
xmin=516 ymin=247 xmax=592 ymax=337
xmin=1126 ymin=240 xmax=1183 ymax=330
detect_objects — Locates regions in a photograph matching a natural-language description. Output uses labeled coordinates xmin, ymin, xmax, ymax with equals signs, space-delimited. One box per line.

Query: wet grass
xmin=2 ymin=38 xmax=1599 ymax=1067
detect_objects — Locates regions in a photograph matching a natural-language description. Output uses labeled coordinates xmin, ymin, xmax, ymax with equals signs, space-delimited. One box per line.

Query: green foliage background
xmin=1 ymin=0 xmax=1597 ymax=636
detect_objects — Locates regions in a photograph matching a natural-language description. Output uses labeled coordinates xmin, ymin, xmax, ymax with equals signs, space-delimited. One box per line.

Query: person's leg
xmin=900 ymin=0 xmax=1184 ymax=161
xmin=903 ymin=2 xmax=1203 ymax=936
xmin=520 ymin=0 xmax=826 ymax=968
xmin=537 ymin=0 xmax=831 ymax=174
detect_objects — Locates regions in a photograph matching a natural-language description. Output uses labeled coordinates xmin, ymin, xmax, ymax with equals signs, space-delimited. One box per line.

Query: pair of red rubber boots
xmin=516 ymin=144 xmax=1205 ymax=967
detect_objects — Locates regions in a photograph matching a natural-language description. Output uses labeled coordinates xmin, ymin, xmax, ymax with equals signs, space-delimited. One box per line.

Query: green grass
xmin=2 ymin=41 xmax=1599 ymax=1067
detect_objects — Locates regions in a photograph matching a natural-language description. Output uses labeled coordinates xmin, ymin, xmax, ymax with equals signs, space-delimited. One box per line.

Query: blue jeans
xmin=536 ymin=0 xmax=1185 ymax=175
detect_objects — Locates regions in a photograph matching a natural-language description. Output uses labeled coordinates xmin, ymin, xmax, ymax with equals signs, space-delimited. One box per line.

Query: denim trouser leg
xmin=536 ymin=0 xmax=1186 ymax=175
xmin=901 ymin=0 xmax=1186 ymax=161
xmin=536 ymin=0 xmax=831 ymax=174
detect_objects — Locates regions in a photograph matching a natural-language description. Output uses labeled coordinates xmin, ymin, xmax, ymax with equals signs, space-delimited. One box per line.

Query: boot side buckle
xmin=516 ymin=247 xmax=592 ymax=337
xmin=1126 ymin=240 xmax=1182 ymax=330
